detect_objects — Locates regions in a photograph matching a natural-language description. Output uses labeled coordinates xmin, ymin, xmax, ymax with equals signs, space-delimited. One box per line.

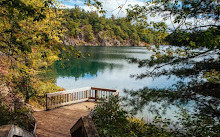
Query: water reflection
xmin=55 ymin=57 xmax=123 ymax=80
xmin=54 ymin=46 xmax=178 ymax=91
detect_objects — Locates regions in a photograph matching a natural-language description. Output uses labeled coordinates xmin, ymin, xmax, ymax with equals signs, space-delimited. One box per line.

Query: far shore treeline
xmin=62 ymin=6 xmax=168 ymax=47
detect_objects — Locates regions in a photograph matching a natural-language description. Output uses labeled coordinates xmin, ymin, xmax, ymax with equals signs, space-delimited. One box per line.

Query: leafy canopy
xmin=124 ymin=0 xmax=220 ymax=136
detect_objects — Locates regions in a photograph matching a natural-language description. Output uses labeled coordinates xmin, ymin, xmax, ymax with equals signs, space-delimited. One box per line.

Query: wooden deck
xmin=33 ymin=102 xmax=96 ymax=137
xmin=33 ymin=87 xmax=119 ymax=137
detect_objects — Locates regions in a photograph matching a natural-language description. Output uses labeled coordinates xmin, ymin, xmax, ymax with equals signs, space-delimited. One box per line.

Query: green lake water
xmin=53 ymin=46 xmax=187 ymax=121
xmin=55 ymin=46 xmax=178 ymax=91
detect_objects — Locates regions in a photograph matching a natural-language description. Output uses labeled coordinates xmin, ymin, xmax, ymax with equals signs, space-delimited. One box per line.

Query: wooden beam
xmin=91 ymin=87 xmax=117 ymax=92
xmin=70 ymin=116 xmax=99 ymax=137
xmin=47 ymin=87 xmax=91 ymax=97
xmin=95 ymin=90 xmax=97 ymax=101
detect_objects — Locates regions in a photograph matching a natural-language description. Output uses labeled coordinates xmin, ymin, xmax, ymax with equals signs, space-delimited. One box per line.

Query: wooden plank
xmin=50 ymin=97 xmax=52 ymax=107
xmin=88 ymin=97 xmax=105 ymax=100
xmin=46 ymin=94 xmax=48 ymax=110
xmin=47 ymin=87 xmax=91 ymax=97
xmin=59 ymin=95 xmax=61 ymax=104
xmin=90 ymin=90 xmax=93 ymax=98
xmin=46 ymin=98 xmax=89 ymax=110
xmin=70 ymin=118 xmax=83 ymax=136
xmin=47 ymin=87 xmax=117 ymax=98
xmin=95 ymin=90 xmax=97 ymax=101
xmin=91 ymin=87 xmax=116 ymax=92
xmin=86 ymin=90 xmax=89 ymax=98
xmin=70 ymin=116 xmax=99 ymax=137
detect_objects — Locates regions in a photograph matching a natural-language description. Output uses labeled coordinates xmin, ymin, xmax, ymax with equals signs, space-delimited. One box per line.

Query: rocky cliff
xmin=64 ymin=31 xmax=149 ymax=47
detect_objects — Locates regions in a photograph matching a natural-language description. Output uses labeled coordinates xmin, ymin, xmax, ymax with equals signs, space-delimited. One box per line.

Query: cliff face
xmin=64 ymin=31 xmax=149 ymax=47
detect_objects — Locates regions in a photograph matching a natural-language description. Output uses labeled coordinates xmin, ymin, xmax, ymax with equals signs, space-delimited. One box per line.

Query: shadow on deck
xmin=33 ymin=102 xmax=96 ymax=137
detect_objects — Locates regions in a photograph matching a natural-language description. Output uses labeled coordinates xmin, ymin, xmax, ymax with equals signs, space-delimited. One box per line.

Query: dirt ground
xmin=33 ymin=102 xmax=96 ymax=137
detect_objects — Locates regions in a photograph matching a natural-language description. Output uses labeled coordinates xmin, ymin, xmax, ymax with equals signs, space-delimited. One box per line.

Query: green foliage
xmin=203 ymin=70 xmax=220 ymax=83
xmin=0 ymin=99 xmax=35 ymax=132
xmin=93 ymin=96 xmax=220 ymax=136
xmin=166 ymin=27 xmax=220 ymax=49
xmin=151 ymin=22 xmax=168 ymax=46
xmin=124 ymin=0 xmax=220 ymax=136
xmin=92 ymin=96 xmax=130 ymax=137
xmin=0 ymin=0 xmax=68 ymax=103
xmin=84 ymin=24 xmax=94 ymax=42
xmin=92 ymin=97 xmax=179 ymax=137
xmin=176 ymin=108 xmax=220 ymax=137
xmin=93 ymin=23 xmax=104 ymax=34
xmin=130 ymin=30 xmax=140 ymax=46
xmin=62 ymin=7 xmax=167 ymax=46
xmin=0 ymin=0 xmax=76 ymax=129
xmin=138 ymin=28 xmax=154 ymax=44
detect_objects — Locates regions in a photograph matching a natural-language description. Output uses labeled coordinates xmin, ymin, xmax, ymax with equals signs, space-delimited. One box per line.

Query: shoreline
xmin=73 ymin=45 xmax=150 ymax=47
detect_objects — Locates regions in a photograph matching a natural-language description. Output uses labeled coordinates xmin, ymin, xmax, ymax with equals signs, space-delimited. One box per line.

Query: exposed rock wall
xmin=64 ymin=31 xmax=150 ymax=47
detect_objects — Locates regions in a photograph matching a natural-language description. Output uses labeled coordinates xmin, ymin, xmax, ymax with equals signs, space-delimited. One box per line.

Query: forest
xmin=62 ymin=7 xmax=167 ymax=46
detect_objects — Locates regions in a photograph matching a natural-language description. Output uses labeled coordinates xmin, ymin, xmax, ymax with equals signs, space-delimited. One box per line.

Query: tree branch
xmin=150 ymin=49 xmax=214 ymax=74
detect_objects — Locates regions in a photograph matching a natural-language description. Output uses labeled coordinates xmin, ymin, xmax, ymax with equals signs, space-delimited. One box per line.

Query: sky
xmin=59 ymin=0 xmax=218 ymax=30
xmin=59 ymin=0 xmax=147 ymax=18
xmin=59 ymin=0 xmax=175 ymax=29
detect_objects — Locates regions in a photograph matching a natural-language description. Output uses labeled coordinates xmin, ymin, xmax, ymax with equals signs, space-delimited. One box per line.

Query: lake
xmin=53 ymin=46 xmax=189 ymax=121
xmin=55 ymin=46 xmax=179 ymax=91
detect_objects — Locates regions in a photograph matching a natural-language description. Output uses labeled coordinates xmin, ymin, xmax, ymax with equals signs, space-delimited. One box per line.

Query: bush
xmin=91 ymin=96 xmax=175 ymax=137
xmin=92 ymin=97 xmax=130 ymax=137
xmin=0 ymin=99 xmax=35 ymax=132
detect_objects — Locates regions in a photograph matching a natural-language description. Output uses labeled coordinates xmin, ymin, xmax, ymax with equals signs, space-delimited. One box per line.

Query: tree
xmin=84 ymin=24 xmax=94 ymax=42
xmin=0 ymin=0 xmax=84 ymax=118
xmin=124 ymin=0 xmax=220 ymax=135
xmin=130 ymin=30 xmax=140 ymax=46
xmin=151 ymin=22 xmax=168 ymax=46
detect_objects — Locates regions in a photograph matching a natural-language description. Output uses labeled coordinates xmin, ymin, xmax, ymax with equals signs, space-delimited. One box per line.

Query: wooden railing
xmin=46 ymin=87 xmax=119 ymax=110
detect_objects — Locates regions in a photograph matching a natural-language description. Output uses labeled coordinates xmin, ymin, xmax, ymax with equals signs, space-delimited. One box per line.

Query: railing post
xmin=95 ymin=90 xmax=97 ymax=101
xmin=67 ymin=94 xmax=69 ymax=102
xmin=46 ymin=94 xmax=48 ymax=111
xmin=114 ymin=90 xmax=119 ymax=99
xmin=87 ymin=90 xmax=89 ymax=98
